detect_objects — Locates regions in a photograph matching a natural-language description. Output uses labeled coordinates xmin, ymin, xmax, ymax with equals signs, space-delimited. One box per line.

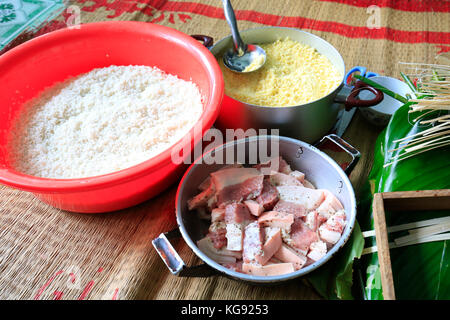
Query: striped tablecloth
xmin=0 ymin=0 xmax=448 ymax=300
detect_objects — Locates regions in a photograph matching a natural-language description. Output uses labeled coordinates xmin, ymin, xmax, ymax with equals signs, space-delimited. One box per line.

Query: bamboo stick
xmin=394 ymin=223 xmax=450 ymax=245
xmin=384 ymin=141 xmax=450 ymax=167
xmin=362 ymin=216 xmax=450 ymax=238
xmin=362 ymin=233 xmax=450 ymax=255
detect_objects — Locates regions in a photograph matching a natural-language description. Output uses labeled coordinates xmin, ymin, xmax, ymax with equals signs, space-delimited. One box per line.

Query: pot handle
xmin=315 ymin=134 xmax=361 ymax=175
xmin=152 ymin=228 xmax=219 ymax=277
xmin=336 ymin=80 xmax=384 ymax=111
xmin=191 ymin=35 xmax=214 ymax=48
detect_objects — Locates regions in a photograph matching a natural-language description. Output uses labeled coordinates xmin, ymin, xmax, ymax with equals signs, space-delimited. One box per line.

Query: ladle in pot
xmin=222 ymin=0 xmax=266 ymax=73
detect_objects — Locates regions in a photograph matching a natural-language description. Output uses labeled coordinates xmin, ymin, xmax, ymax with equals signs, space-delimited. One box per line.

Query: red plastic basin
xmin=0 ymin=21 xmax=224 ymax=213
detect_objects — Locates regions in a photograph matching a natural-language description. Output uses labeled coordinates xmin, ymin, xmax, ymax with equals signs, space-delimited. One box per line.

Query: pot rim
xmin=176 ymin=134 xmax=357 ymax=283
xmin=211 ymin=26 xmax=347 ymax=110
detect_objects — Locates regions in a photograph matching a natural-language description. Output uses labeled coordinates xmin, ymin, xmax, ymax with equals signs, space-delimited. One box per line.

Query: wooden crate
xmin=372 ymin=189 xmax=450 ymax=300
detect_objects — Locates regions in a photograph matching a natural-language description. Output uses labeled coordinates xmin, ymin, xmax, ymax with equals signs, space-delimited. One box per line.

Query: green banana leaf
xmin=359 ymin=103 xmax=450 ymax=300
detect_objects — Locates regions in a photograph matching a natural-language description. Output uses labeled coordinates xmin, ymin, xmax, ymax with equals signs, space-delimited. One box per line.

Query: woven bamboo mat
xmin=0 ymin=0 xmax=448 ymax=300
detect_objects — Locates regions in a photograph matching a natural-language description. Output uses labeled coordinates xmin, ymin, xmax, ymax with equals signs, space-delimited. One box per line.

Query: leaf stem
xmin=400 ymin=72 xmax=418 ymax=93
xmin=354 ymin=74 xmax=409 ymax=104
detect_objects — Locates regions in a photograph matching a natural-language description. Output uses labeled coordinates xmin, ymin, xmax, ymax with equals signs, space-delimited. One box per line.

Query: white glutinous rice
xmin=9 ymin=65 xmax=203 ymax=179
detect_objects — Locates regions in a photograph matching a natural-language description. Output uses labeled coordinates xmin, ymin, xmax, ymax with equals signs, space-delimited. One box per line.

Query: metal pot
xmin=153 ymin=134 xmax=359 ymax=284
xmin=193 ymin=27 xmax=383 ymax=143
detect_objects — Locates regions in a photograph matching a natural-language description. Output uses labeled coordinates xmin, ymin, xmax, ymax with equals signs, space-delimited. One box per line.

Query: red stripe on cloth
xmin=53 ymin=291 xmax=64 ymax=300
xmin=317 ymin=0 xmax=450 ymax=13
xmin=34 ymin=270 xmax=64 ymax=300
xmin=153 ymin=1 xmax=450 ymax=44
xmin=78 ymin=280 xmax=95 ymax=300
xmin=112 ymin=288 xmax=119 ymax=300
xmin=437 ymin=45 xmax=450 ymax=53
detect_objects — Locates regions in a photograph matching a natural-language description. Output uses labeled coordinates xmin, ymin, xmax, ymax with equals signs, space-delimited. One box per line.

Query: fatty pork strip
xmin=191 ymin=157 xmax=347 ymax=276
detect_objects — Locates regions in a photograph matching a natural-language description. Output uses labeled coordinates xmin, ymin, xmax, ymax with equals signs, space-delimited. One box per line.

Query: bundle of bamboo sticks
xmin=362 ymin=215 xmax=450 ymax=255
xmin=384 ymin=53 xmax=450 ymax=167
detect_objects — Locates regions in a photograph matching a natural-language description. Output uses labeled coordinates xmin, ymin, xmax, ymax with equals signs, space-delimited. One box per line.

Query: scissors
xmin=345 ymin=66 xmax=379 ymax=85
xmin=335 ymin=66 xmax=380 ymax=136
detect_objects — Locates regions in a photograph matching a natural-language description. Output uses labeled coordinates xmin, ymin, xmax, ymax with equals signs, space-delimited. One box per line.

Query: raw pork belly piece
xmin=304 ymin=210 xmax=319 ymax=231
xmin=187 ymin=182 xmax=215 ymax=210
xmin=255 ymin=179 xmax=279 ymax=210
xmin=273 ymin=200 xmax=307 ymax=218
xmin=261 ymin=227 xmax=282 ymax=265
xmin=207 ymin=222 xmax=227 ymax=249
xmin=211 ymin=168 xmax=264 ymax=207
xmin=197 ymin=237 xmax=242 ymax=264
xmin=242 ymin=224 xmax=282 ymax=267
xmin=277 ymin=186 xmax=325 ymax=211
xmin=225 ymin=203 xmax=253 ymax=224
xmin=198 ymin=164 xmax=245 ymax=191
xmin=316 ymin=190 xmax=344 ymax=220
xmin=254 ymin=156 xmax=292 ymax=175
xmin=211 ymin=208 xmax=226 ymax=223
xmin=290 ymin=219 xmax=319 ymax=254
xmin=318 ymin=210 xmax=346 ymax=245
xmin=242 ymin=262 xmax=295 ymax=276
xmin=269 ymin=172 xmax=303 ymax=187
xmin=289 ymin=170 xmax=305 ymax=183
xmin=211 ymin=168 xmax=262 ymax=193
xmin=224 ymin=203 xmax=253 ymax=251
xmin=208 ymin=208 xmax=227 ymax=249
xmin=258 ymin=211 xmax=294 ymax=231
xmin=244 ymin=199 xmax=264 ymax=217
xmin=225 ymin=223 xmax=244 ymax=251
xmin=242 ymin=221 xmax=264 ymax=264
xmin=307 ymin=240 xmax=327 ymax=261
xmin=274 ymin=244 xmax=307 ymax=270
xmin=318 ymin=225 xmax=341 ymax=245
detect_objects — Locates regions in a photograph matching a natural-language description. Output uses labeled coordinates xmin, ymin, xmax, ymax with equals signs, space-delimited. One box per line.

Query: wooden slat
xmin=382 ymin=189 xmax=450 ymax=212
xmin=372 ymin=193 xmax=396 ymax=300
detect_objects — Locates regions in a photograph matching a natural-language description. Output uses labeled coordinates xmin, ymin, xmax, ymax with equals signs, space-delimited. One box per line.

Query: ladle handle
xmin=222 ymin=0 xmax=247 ymax=55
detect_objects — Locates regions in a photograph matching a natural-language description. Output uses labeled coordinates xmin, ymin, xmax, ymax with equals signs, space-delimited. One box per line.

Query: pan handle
xmin=315 ymin=134 xmax=361 ymax=175
xmin=335 ymin=81 xmax=384 ymax=111
xmin=191 ymin=35 xmax=214 ymax=49
xmin=152 ymin=228 xmax=219 ymax=277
